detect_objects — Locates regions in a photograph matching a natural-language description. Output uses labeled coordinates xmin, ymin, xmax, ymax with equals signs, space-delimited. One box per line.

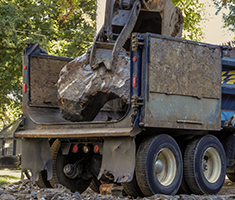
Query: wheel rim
xmin=202 ymin=147 xmax=221 ymax=183
xmin=155 ymin=148 xmax=177 ymax=186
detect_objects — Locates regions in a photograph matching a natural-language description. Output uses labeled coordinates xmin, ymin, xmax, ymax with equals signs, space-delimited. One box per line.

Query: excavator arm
xmin=90 ymin=0 xmax=184 ymax=70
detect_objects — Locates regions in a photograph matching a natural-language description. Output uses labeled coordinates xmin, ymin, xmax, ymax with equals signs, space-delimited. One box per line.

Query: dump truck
xmin=2 ymin=0 xmax=235 ymax=198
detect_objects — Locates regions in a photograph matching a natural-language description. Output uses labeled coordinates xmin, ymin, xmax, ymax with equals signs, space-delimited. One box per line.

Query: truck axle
xmin=63 ymin=164 xmax=81 ymax=179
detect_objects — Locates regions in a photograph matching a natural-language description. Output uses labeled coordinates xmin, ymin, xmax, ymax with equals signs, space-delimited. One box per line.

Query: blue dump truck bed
xmin=13 ymin=33 xmax=228 ymax=137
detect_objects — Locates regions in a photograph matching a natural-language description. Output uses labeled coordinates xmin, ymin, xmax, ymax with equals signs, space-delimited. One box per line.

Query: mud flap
xmin=21 ymin=138 xmax=52 ymax=181
xmin=98 ymin=137 xmax=135 ymax=183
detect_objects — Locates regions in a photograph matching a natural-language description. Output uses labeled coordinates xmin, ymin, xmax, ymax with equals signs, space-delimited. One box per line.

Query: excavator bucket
xmin=90 ymin=0 xmax=184 ymax=70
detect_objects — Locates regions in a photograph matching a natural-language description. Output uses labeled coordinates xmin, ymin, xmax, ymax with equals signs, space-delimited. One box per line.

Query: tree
xmin=172 ymin=0 xmax=205 ymax=41
xmin=0 ymin=0 xmax=96 ymax=129
xmin=212 ymin=0 xmax=235 ymax=33
xmin=0 ymin=1 xmax=23 ymax=129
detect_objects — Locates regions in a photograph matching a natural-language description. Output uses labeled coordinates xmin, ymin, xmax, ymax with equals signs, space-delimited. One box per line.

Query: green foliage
xmin=213 ymin=0 xmax=235 ymax=33
xmin=0 ymin=1 xmax=23 ymax=129
xmin=172 ymin=0 xmax=205 ymax=41
xmin=0 ymin=0 xmax=95 ymax=129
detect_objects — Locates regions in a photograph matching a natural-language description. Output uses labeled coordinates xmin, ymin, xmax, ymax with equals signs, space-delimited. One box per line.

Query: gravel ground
xmin=0 ymin=178 xmax=235 ymax=200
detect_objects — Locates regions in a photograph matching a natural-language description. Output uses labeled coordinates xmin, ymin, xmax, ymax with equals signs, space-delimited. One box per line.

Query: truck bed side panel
xmin=144 ymin=35 xmax=222 ymax=130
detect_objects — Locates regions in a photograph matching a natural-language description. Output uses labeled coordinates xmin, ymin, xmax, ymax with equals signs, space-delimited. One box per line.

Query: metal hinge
xmin=132 ymin=34 xmax=144 ymax=51
xmin=131 ymin=95 xmax=144 ymax=111
xmin=131 ymin=96 xmax=144 ymax=128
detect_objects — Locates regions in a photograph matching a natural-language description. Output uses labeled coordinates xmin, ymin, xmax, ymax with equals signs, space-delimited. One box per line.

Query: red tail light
xmin=133 ymin=57 xmax=137 ymax=62
xmin=23 ymin=83 xmax=27 ymax=93
xmin=72 ymin=144 xmax=78 ymax=153
xmin=133 ymin=76 xmax=137 ymax=87
xmin=94 ymin=145 xmax=99 ymax=152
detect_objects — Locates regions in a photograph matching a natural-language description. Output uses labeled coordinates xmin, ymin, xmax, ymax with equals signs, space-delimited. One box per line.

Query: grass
xmin=0 ymin=175 xmax=20 ymax=186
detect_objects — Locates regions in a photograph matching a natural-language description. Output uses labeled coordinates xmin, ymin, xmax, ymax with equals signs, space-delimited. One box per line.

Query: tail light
xmin=23 ymin=83 xmax=27 ymax=93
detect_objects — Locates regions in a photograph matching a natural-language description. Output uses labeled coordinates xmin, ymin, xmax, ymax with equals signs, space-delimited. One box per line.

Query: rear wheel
xmin=136 ymin=134 xmax=183 ymax=196
xmin=36 ymin=140 xmax=54 ymax=188
xmin=227 ymin=173 xmax=235 ymax=182
xmin=49 ymin=139 xmax=91 ymax=193
xmin=89 ymin=178 xmax=101 ymax=193
xmin=177 ymin=136 xmax=193 ymax=194
xmin=184 ymin=135 xmax=226 ymax=194
xmin=121 ymin=172 xmax=143 ymax=198
xmin=36 ymin=170 xmax=52 ymax=188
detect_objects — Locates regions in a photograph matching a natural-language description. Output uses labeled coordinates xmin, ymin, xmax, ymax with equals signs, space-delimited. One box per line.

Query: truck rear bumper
xmin=14 ymin=127 xmax=132 ymax=138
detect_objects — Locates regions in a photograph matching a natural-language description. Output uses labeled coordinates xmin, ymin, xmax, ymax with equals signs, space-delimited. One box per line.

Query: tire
xmin=49 ymin=139 xmax=91 ymax=193
xmin=36 ymin=170 xmax=52 ymax=188
xmin=184 ymin=135 xmax=226 ymax=195
xmin=176 ymin=136 xmax=193 ymax=194
xmin=227 ymin=173 xmax=235 ymax=182
xmin=136 ymin=134 xmax=183 ymax=196
xmin=89 ymin=178 xmax=101 ymax=193
xmin=121 ymin=172 xmax=143 ymax=198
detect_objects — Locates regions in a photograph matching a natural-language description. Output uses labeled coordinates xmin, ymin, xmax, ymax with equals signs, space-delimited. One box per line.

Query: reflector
xmin=23 ymin=83 xmax=27 ymax=93
xmin=133 ymin=77 xmax=137 ymax=87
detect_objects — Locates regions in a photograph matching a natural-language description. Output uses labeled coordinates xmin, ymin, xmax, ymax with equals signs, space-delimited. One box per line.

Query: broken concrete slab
xmin=56 ymin=48 xmax=130 ymax=122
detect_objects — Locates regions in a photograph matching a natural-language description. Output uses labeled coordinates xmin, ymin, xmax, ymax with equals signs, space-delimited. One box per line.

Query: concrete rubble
xmin=56 ymin=48 xmax=130 ymax=122
xmin=0 ymin=181 xmax=127 ymax=200
xmin=1 ymin=180 xmax=235 ymax=200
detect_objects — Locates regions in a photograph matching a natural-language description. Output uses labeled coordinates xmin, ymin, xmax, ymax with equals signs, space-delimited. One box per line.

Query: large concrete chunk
xmin=56 ymin=49 xmax=130 ymax=122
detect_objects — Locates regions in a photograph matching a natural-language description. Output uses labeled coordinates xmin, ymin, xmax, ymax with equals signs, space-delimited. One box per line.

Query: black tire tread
xmin=121 ymin=173 xmax=143 ymax=198
xmin=183 ymin=137 xmax=203 ymax=194
xmin=36 ymin=172 xmax=47 ymax=188
xmin=49 ymin=139 xmax=61 ymax=188
xmin=227 ymin=173 xmax=235 ymax=182
xmin=177 ymin=137 xmax=193 ymax=194
xmin=177 ymin=136 xmax=194 ymax=194
xmin=89 ymin=178 xmax=101 ymax=193
xmin=184 ymin=135 xmax=226 ymax=195
xmin=36 ymin=171 xmax=52 ymax=188
xmin=135 ymin=135 xmax=156 ymax=197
